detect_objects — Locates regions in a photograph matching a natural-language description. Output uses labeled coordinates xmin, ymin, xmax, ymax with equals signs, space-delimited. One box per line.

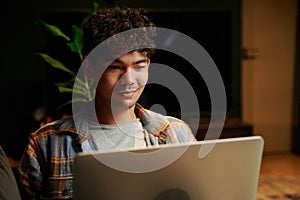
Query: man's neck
xmin=95 ymin=104 xmax=137 ymax=125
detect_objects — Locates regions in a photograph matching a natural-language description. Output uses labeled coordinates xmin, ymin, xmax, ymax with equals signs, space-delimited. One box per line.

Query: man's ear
xmin=147 ymin=57 xmax=151 ymax=65
xmin=82 ymin=58 xmax=95 ymax=80
xmin=81 ymin=57 xmax=108 ymax=81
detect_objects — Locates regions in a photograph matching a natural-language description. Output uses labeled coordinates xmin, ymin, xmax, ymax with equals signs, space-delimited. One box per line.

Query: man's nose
xmin=120 ymin=69 xmax=135 ymax=85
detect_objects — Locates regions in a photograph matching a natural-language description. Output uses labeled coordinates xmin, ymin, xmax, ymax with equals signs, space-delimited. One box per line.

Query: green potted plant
xmin=35 ymin=2 xmax=99 ymax=111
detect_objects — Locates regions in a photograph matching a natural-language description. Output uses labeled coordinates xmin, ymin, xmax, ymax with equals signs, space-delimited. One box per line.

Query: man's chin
xmin=111 ymin=99 xmax=136 ymax=110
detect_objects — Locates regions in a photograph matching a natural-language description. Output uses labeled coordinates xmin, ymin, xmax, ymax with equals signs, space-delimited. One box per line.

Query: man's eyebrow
xmin=112 ymin=58 xmax=148 ymax=64
xmin=135 ymin=59 xmax=148 ymax=64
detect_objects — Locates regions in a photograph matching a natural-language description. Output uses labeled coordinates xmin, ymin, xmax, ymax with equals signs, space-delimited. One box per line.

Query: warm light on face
xmin=96 ymin=51 xmax=150 ymax=110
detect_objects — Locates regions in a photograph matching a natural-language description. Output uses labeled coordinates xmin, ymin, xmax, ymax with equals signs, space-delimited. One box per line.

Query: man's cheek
xmin=139 ymin=74 xmax=148 ymax=86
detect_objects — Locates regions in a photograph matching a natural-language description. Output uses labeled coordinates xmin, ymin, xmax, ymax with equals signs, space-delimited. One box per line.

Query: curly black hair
xmin=82 ymin=6 xmax=156 ymax=58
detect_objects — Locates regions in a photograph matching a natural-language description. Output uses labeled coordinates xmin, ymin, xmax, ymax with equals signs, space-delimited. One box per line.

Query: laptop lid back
xmin=73 ymin=136 xmax=264 ymax=200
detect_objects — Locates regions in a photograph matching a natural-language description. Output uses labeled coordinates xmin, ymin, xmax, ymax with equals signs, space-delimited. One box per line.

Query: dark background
xmin=0 ymin=0 xmax=241 ymax=160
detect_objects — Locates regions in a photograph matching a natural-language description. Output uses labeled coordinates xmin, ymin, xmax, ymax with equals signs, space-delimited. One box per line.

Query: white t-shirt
xmin=88 ymin=119 xmax=146 ymax=151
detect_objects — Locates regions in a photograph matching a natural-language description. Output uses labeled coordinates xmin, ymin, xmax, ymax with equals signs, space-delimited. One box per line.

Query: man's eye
xmin=108 ymin=65 xmax=121 ymax=70
xmin=135 ymin=65 xmax=146 ymax=70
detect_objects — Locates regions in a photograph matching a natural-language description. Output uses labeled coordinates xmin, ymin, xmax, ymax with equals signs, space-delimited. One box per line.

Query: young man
xmin=18 ymin=7 xmax=196 ymax=199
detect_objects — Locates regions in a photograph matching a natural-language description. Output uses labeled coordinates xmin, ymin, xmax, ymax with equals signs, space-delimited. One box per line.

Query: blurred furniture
xmin=194 ymin=118 xmax=253 ymax=140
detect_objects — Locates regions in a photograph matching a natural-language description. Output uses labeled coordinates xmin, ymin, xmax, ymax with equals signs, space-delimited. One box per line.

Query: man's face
xmin=96 ymin=51 xmax=150 ymax=110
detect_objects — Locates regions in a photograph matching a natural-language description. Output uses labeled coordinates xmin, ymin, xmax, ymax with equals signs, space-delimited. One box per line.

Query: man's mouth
xmin=116 ymin=89 xmax=137 ymax=98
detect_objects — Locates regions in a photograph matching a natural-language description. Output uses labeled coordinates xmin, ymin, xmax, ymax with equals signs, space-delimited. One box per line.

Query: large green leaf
xmin=35 ymin=53 xmax=76 ymax=77
xmin=57 ymin=96 xmax=92 ymax=110
xmin=58 ymin=84 xmax=91 ymax=98
xmin=55 ymin=76 xmax=94 ymax=98
xmin=74 ymin=78 xmax=96 ymax=101
xmin=80 ymin=2 xmax=99 ymax=29
xmin=58 ymin=86 xmax=73 ymax=93
xmin=54 ymin=79 xmax=75 ymax=88
xmin=36 ymin=19 xmax=70 ymax=41
xmin=35 ymin=2 xmax=99 ymax=111
xmin=67 ymin=25 xmax=83 ymax=60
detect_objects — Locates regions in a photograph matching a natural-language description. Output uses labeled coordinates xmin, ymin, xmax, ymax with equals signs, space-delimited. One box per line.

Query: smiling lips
xmin=116 ymin=89 xmax=137 ymax=98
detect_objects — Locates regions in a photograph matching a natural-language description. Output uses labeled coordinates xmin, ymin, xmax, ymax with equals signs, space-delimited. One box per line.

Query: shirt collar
xmin=135 ymin=103 xmax=169 ymax=141
xmin=57 ymin=103 xmax=170 ymax=143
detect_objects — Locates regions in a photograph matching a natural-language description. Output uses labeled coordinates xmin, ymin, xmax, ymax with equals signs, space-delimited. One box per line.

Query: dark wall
xmin=0 ymin=0 xmax=241 ymax=160
xmin=0 ymin=0 xmax=45 ymax=160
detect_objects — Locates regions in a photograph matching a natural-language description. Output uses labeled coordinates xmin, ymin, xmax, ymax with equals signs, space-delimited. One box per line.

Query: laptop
xmin=73 ymin=136 xmax=264 ymax=200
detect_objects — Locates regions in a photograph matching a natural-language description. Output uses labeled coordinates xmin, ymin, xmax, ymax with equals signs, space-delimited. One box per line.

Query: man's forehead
xmin=117 ymin=50 xmax=148 ymax=58
xmin=108 ymin=51 xmax=148 ymax=62
xmin=86 ymin=49 xmax=149 ymax=68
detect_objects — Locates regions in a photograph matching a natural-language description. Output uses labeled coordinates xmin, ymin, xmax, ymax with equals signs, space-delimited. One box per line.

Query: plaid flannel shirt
xmin=18 ymin=104 xmax=196 ymax=199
